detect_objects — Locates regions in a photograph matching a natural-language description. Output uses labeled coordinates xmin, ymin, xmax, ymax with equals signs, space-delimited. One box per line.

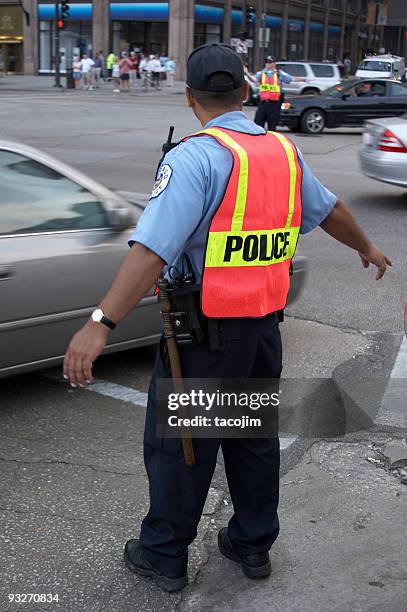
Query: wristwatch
xmin=91 ymin=308 xmax=116 ymax=330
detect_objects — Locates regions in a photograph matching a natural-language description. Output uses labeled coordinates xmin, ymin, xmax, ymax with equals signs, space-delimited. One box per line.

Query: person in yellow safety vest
xmin=106 ymin=52 xmax=116 ymax=80
xmin=63 ymin=43 xmax=391 ymax=593
xmin=249 ymin=55 xmax=305 ymax=131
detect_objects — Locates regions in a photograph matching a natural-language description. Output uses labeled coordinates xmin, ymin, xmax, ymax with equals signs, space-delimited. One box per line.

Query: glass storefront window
xmin=328 ymin=36 xmax=340 ymax=61
xmin=39 ymin=21 xmax=52 ymax=72
xmin=39 ymin=20 xmax=92 ymax=73
xmin=112 ymin=21 xmax=168 ymax=55
xmin=310 ymin=32 xmax=323 ymax=61
xmin=287 ymin=30 xmax=304 ymax=61
xmin=267 ymin=29 xmax=280 ymax=58
xmin=194 ymin=23 xmax=221 ymax=48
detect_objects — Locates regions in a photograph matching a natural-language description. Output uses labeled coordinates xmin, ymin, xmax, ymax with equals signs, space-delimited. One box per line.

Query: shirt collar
xmin=203 ymin=111 xmax=252 ymax=130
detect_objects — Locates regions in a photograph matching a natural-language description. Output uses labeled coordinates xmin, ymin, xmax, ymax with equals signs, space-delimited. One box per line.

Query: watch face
xmin=91 ymin=308 xmax=104 ymax=323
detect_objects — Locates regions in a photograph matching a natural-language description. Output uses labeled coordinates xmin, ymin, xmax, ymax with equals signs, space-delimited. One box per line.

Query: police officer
xmin=64 ymin=44 xmax=391 ymax=592
xmin=249 ymin=56 xmax=303 ymax=131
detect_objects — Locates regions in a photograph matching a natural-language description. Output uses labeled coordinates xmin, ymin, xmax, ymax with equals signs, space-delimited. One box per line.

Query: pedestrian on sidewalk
xmin=165 ymin=56 xmax=176 ymax=86
xmin=72 ymin=55 xmax=82 ymax=89
xmin=80 ymin=53 xmax=94 ymax=90
xmin=99 ymin=51 xmax=108 ymax=81
xmin=63 ymin=43 xmax=391 ymax=594
xmin=112 ymin=57 xmax=121 ymax=92
xmin=92 ymin=52 xmax=103 ymax=88
xmin=129 ymin=52 xmax=139 ymax=86
xmin=119 ymin=52 xmax=131 ymax=92
xmin=106 ymin=51 xmax=116 ymax=80
xmin=139 ymin=53 xmax=148 ymax=89
xmin=148 ymin=54 xmax=161 ymax=90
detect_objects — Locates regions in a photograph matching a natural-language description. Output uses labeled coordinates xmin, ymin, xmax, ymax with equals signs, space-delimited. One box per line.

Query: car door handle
xmin=0 ymin=265 xmax=15 ymax=280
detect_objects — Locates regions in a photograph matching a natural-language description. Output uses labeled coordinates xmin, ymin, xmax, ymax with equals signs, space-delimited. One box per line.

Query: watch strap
xmin=100 ymin=315 xmax=116 ymax=330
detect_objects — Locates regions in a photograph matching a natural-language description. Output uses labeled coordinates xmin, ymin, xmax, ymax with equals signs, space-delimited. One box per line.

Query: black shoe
xmin=217 ymin=527 xmax=271 ymax=579
xmin=124 ymin=539 xmax=188 ymax=592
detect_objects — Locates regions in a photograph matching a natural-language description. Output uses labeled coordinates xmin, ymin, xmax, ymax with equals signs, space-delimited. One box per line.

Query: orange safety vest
xmin=188 ymin=127 xmax=302 ymax=318
xmin=259 ymin=71 xmax=281 ymax=101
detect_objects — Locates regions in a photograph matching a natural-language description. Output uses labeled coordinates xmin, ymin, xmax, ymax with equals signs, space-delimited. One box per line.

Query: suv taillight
xmin=377 ymin=129 xmax=407 ymax=152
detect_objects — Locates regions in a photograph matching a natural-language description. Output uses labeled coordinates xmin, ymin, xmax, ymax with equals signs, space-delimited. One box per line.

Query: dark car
xmin=279 ymin=79 xmax=407 ymax=134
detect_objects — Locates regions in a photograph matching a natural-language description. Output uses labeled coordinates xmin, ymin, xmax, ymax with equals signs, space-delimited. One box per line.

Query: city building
xmin=0 ymin=1 xmax=405 ymax=77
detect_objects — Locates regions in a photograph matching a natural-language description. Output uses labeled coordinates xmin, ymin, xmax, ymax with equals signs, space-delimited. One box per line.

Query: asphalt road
xmin=0 ymin=85 xmax=406 ymax=611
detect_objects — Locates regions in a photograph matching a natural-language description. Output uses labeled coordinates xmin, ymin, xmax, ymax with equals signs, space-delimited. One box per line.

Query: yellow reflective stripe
xmin=205 ymin=227 xmax=300 ymax=268
xmin=195 ymin=127 xmax=248 ymax=232
xmin=270 ymin=132 xmax=297 ymax=228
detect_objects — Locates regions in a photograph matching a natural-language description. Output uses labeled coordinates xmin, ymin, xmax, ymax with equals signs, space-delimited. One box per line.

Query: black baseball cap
xmin=187 ymin=43 xmax=244 ymax=92
xmin=265 ymin=55 xmax=276 ymax=62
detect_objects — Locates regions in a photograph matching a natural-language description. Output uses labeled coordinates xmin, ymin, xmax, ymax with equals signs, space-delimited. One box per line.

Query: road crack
xmin=0 ymin=505 xmax=131 ymax=527
xmin=0 ymin=455 xmax=137 ymax=476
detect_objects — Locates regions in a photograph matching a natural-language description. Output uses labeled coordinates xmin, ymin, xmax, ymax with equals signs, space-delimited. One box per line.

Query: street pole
xmin=54 ymin=0 xmax=62 ymax=87
xmin=372 ymin=1 xmax=380 ymax=54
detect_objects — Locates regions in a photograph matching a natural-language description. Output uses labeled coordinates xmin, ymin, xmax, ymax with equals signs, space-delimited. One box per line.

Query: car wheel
xmin=300 ymin=109 xmax=325 ymax=134
xmin=301 ymin=87 xmax=320 ymax=96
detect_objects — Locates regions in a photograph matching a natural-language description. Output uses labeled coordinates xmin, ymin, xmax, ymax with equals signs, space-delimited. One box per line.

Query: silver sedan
xmin=360 ymin=115 xmax=407 ymax=188
xmin=0 ymin=141 xmax=307 ymax=379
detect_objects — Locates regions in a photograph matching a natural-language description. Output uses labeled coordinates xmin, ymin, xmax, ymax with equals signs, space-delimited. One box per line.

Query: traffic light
xmin=245 ymin=5 xmax=255 ymax=30
xmin=59 ymin=0 xmax=70 ymax=28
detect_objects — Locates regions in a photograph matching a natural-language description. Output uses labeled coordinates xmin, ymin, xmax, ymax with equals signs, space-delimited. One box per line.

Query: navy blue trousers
xmin=139 ymin=314 xmax=282 ymax=577
xmin=254 ymin=100 xmax=282 ymax=131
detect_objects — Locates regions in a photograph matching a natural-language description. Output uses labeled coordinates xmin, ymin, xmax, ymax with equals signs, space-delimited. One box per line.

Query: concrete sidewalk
xmin=0 ymin=74 xmax=187 ymax=95
xmin=180 ymin=434 xmax=407 ymax=612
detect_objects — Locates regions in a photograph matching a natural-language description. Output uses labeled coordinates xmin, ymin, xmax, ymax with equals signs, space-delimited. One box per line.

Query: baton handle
xmin=158 ymin=279 xmax=195 ymax=466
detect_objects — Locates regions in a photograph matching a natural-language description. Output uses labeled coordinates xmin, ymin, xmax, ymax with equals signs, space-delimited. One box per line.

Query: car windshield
xmin=358 ymin=60 xmax=391 ymax=72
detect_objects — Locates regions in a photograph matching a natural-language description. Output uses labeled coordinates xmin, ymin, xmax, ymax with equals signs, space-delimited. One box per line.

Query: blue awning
xmin=38 ymin=2 xmax=341 ymax=37
xmin=39 ymin=3 xmax=92 ymax=20
xmin=110 ymin=3 xmax=168 ymax=21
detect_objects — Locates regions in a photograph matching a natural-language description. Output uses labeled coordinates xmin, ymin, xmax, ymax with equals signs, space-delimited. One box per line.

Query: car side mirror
xmin=107 ymin=205 xmax=133 ymax=230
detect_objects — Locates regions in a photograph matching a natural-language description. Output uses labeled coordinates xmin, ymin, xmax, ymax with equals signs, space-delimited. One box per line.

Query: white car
xmin=360 ymin=115 xmax=407 ymax=188
xmin=276 ymin=61 xmax=343 ymax=96
xmin=356 ymin=55 xmax=405 ymax=81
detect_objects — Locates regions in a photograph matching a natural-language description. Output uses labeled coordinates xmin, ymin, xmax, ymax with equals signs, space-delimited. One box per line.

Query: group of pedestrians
xmin=72 ymin=50 xmax=176 ymax=93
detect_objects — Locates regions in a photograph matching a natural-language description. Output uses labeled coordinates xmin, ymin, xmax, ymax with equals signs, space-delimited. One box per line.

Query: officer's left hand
xmin=358 ymin=245 xmax=392 ymax=280
xmin=63 ymin=321 xmax=110 ymax=387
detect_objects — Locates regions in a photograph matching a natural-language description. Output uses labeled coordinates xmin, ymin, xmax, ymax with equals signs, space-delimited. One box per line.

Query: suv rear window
xmin=310 ymin=64 xmax=334 ymax=77
xmin=277 ymin=63 xmax=307 ymax=77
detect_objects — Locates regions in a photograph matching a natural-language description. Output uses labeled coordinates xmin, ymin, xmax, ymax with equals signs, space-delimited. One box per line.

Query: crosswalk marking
xmin=83 ymin=378 xmax=149 ymax=407
xmin=43 ymin=370 xmax=297 ymax=448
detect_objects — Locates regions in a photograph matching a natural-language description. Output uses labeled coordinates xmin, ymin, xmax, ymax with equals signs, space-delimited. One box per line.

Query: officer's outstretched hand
xmin=63 ymin=321 xmax=109 ymax=387
xmin=358 ymin=244 xmax=392 ymax=280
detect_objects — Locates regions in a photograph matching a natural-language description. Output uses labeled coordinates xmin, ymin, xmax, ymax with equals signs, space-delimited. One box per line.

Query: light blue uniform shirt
xmin=255 ymin=69 xmax=293 ymax=87
xmin=129 ymin=111 xmax=336 ymax=281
